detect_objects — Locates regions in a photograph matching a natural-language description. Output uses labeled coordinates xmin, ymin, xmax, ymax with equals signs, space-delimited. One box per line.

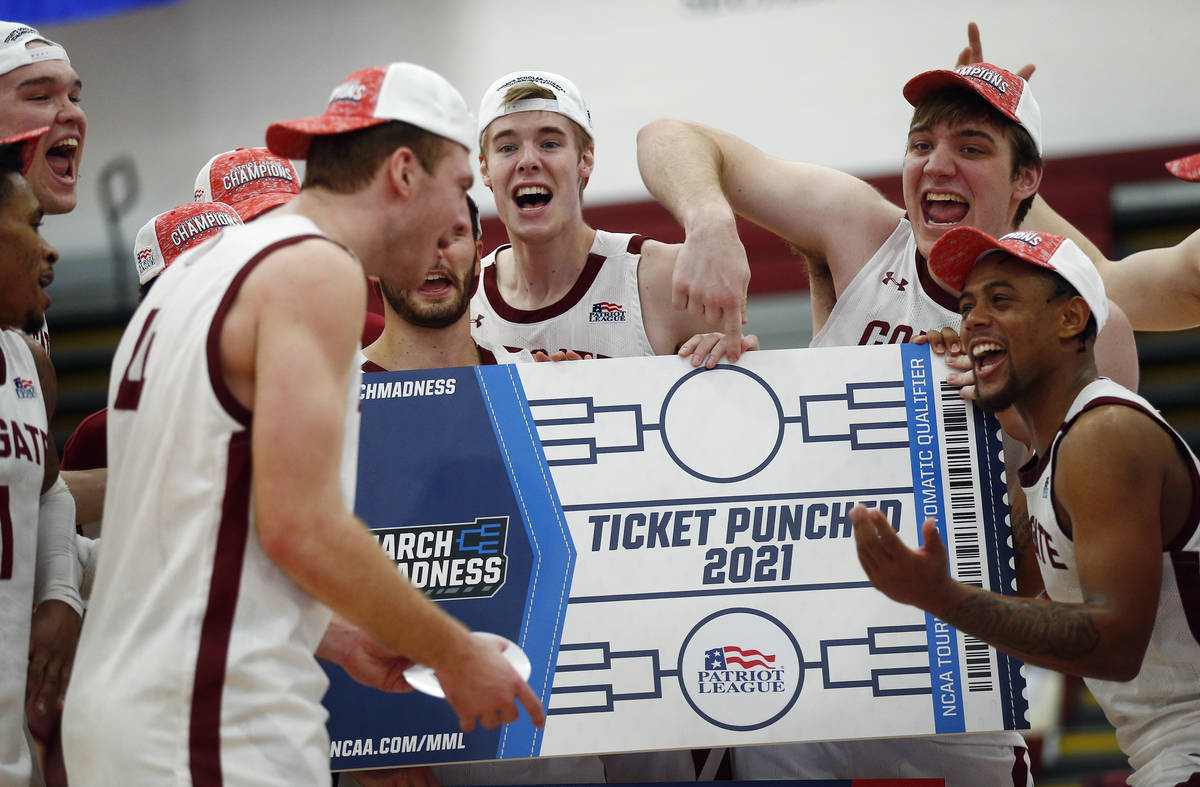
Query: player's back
xmin=64 ymin=215 xmax=357 ymax=786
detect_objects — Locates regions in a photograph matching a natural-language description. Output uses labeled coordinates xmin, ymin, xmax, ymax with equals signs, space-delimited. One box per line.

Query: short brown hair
xmin=304 ymin=120 xmax=453 ymax=193
xmin=909 ymin=87 xmax=1043 ymax=227
xmin=478 ymin=83 xmax=593 ymax=160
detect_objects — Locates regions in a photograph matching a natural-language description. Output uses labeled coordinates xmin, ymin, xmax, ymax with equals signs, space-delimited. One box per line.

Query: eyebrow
xmin=907 ymin=125 xmax=998 ymax=144
xmin=491 ymin=125 xmax=569 ymax=142
xmin=16 ymin=75 xmax=82 ymax=91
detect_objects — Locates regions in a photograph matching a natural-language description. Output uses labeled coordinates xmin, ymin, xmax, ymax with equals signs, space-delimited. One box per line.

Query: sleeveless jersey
xmin=63 ymin=215 xmax=362 ymax=786
xmin=1018 ymin=378 xmax=1200 ymax=785
xmin=469 ymin=230 xmax=655 ymax=359
xmin=0 ymin=330 xmax=48 ymax=786
xmin=811 ymin=218 xmax=961 ymax=348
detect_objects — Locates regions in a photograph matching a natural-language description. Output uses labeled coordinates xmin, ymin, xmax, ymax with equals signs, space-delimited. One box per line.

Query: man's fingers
xmin=1017 ymin=63 xmax=1036 ymax=80
xmin=517 ymin=680 xmax=547 ymax=728
xmin=967 ymin=21 xmax=982 ymax=61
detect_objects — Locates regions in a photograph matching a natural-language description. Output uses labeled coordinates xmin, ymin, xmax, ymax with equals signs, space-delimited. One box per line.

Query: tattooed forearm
xmin=944 ymin=593 xmax=1101 ymax=660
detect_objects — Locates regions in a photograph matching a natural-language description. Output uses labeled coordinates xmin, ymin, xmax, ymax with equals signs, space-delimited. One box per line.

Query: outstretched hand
xmin=25 ymin=600 xmax=81 ymax=739
xmin=436 ymin=634 xmax=545 ymax=733
xmin=955 ymin=21 xmax=1036 ymax=81
xmin=850 ymin=505 xmax=954 ymax=613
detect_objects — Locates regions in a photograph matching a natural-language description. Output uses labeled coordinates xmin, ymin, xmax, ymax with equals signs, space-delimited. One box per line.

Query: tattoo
xmin=1011 ymin=503 xmax=1034 ymax=573
xmin=945 ymin=593 xmax=1101 ymax=660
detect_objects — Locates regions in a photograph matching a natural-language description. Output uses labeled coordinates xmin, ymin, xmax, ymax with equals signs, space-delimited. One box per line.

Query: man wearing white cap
xmin=0 ymin=21 xmax=84 ymax=217
xmin=636 ymin=60 xmax=1145 ymax=785
xmin=471 ymin=70 xmax=754 ymax=369
xmin=856 ymin=227 xmax=1200 ymax=787
xmin=0 ymin=128 xmax=77 ymax=787
xmin=62 ymin=63 xmax=543 ymax=786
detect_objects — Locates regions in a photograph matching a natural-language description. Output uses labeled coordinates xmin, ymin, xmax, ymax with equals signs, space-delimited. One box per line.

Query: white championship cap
xmin=929 ymin=227 xmax=1107 ymax=333
xmin=266 ymin=63 xmax=475 ymax=159
xmin=477 ymin=70 xmax=592 ymax=141
xmin=133 ymin=202 xmax=242 ymax=285
xmin=0 ymin=21 xmax=69 ymax=78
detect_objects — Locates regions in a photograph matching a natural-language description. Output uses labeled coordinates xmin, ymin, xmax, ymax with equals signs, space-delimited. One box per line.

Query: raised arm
xmin=1028 ymin=198 xmax=1200 ymax=330
xmin=853 ymin=405 xmax=1172 ymax=680
xmin=236 ymin=242 xmax=543 ymax=732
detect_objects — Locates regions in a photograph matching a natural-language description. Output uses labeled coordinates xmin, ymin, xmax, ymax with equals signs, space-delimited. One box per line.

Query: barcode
xmin=939 ymin=382 xmax=993 ymax=693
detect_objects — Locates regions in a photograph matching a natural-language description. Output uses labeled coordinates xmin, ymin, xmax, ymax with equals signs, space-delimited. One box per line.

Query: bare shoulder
xmin=1057 ymin=402 xmax=1177 ymax=479
xmin=19 ymin=333 xmax=56 ymax=415
xmin=241 ymin=238 xmax=366 ymax=325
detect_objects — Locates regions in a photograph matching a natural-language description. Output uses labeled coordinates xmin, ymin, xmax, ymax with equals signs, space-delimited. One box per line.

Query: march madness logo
xmin=373 ymin=516 xmax=508 ymax=599
xmin=698 ymin=645 xmax=787 ymax=695
xmin=588 ymin=301 xmax=626 ymax=322
xmin=12 ymin=377 xmax=36 ymax=399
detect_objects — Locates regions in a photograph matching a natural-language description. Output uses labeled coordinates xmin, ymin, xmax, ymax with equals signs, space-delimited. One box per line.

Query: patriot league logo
xmin=588 ymin=301 xmax=626 ymax=322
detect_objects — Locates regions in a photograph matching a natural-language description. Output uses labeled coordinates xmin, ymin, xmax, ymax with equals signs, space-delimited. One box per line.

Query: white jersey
xmin=1019 ymin=378 xmax=1200 ymax=785
xmin=470 ymin=230 xmax=655 ymax=359
xmin=0 ymin=330 xmax=48 ymax=786
xmin=63 ymin=216 xmax=362 ymax=786
xmin=811 ymin=218 xmax=961 ymax=348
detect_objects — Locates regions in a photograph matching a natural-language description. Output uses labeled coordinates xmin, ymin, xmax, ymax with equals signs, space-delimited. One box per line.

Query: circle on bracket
xmin=676 ymin=607 xmax=804 ymax=731
xmin=660 ymin=365 xmax=785 ymax=483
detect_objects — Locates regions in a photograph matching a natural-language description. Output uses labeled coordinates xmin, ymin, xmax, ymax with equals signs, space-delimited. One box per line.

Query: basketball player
xmin=854 ymin=227 xmax=1200 ymax=787
xmin=61 ymin=63 xmax=543 ymax=786
xmin=471 ymin=70 xmax=755 ymax=369
xmin=635 ymin=60 xmax=1143 ymax=784
xmin=0 ymin=128 xmax=79 ymax=786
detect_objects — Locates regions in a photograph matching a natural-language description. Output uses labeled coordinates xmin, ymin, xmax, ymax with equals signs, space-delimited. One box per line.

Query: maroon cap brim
xmin=230 ymin=191 xmax=296 ymax=222
xmin=266 ymin=115 xmax=390 ymax=160
xmin=1166 ymin=153 xmax=1200 ymax=182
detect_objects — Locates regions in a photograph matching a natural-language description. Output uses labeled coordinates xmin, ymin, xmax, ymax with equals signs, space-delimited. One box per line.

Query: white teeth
xmin=515 ymin=186 xmax=550 ymax=197
xmin=971 ymin=342 xmax=1003 ymax=358
xmin=925 ymin=192 xmax=966 ymax=203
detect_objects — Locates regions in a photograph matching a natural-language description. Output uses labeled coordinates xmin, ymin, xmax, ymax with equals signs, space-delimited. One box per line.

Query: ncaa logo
xmin=677 ymin=607 xmax=803 ymax=731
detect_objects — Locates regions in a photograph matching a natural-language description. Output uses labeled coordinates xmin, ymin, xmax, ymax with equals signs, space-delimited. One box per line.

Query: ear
xmin=1057 ymin=295 xmax=1091 ymax=341
xmin=577 ymin=145 xmax=595 ymax=191
xmin=385 ymin=147 xmax=419 ymax=200
xmin=1012 ymin=163 xmax=1042 ymax=202
xmin=478 ymin=152 xmax=492 ymax=191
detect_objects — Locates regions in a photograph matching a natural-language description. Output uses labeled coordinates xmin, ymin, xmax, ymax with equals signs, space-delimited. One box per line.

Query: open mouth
xmin=417 ymin=270 xmax=454 ymax=298
xmin=44 ymin=138 xmax=78 ymax=180
xmin=922 ymin=192 xmax=968 ymax=226
xmin=513 ymin=185 xmax=551 ymax=211
xmin=971 ymin=340 xmax=1007 ymax=378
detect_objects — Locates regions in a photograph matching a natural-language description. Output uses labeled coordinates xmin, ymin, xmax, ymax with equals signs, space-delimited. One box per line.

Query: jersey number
xmin=114 ymin=309 xmax=160 ymax=411
xmin=1 ymin=486 xmax=12 ymax=580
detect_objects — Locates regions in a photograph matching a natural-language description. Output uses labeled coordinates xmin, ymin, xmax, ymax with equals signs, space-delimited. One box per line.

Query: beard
xmin=379 ymin=269 xmax=475 ymax=330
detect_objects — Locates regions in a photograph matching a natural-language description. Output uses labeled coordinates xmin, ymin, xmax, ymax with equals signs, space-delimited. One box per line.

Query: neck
xmin=496 ymin=219 xmax=596 ymax=309
xmin=1018 ymin=358 xmax=1099 ymax=458
xmin=363 ymin=309 xmax=480 ymax=372
xmin=279 ymin=187 xmax=392 ymax=275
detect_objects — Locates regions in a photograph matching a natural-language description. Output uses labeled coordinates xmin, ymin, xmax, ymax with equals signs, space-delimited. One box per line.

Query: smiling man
xmin=854 ymin=227 xmax=1200 ymax=787
xmin=470 ymin=70 xmax=753 ymax=368
xmin=634 ymin=60 xmax=1140 ymax=786
xmin=0 ymin=22 xmax=84 ymax=216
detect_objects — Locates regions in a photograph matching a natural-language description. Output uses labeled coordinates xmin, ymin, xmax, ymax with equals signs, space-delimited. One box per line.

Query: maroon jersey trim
xmin=914 ymin=248 xmax=962 ymax=312
xmin=205 ymin=234 xmax=330 ymax=427
xmin=188 ymin=429 xmax=252 ymax=786
xmin=361 ymin=359 xmax=387 ymax=373
xmin=481 ymin=235 xmax=647 ymax=324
